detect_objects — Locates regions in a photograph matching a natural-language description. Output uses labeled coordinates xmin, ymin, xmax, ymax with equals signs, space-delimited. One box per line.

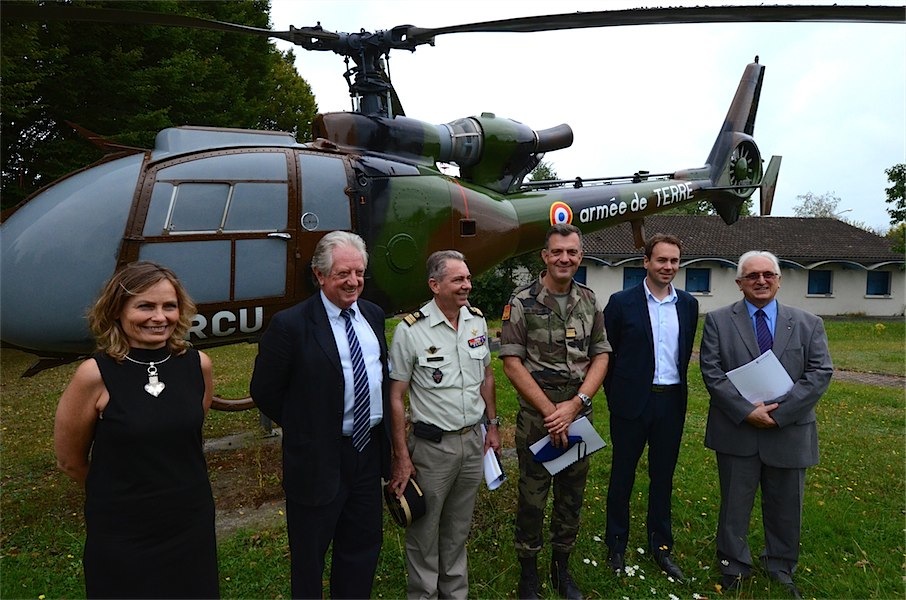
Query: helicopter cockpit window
xmin=298 ymin=153 xmax=351 ymax=230
xmin=144 ymin=152 xmax=289 ymax=236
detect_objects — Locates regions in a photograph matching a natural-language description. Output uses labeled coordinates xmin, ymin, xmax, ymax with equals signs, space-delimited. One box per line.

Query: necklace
xmin=124 ymin=353 xmax=172 ymax=397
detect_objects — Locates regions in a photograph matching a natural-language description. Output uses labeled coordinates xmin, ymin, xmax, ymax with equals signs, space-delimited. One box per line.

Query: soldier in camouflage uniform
xmin=500 ymin=223 xmax=611 ymax=600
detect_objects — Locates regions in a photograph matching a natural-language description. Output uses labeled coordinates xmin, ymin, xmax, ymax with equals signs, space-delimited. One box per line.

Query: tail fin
xmin=705 ymin=59 xmax=767 ymax=224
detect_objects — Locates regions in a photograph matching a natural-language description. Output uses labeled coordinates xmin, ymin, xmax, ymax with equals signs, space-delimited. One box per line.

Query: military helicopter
xmin=2 ymin=3 xmax=902 ymax=410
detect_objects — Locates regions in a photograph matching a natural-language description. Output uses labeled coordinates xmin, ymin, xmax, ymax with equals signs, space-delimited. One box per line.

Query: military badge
xmin=565 ymin=327 xmax=577 ymax=339
xmin=501 ymin=304 xmax=511 ymax=321
xmin=432 ymin=368 xmax=443 ymax=383
xmin=468 ymin=335 xmax=486 ymax=348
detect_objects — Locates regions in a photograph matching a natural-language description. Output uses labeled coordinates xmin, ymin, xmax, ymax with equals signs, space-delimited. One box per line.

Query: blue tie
xmin=341 ymin=308 xmax=371 ymax=452
xmin=755 ymin=309 xmax=773 ymax=354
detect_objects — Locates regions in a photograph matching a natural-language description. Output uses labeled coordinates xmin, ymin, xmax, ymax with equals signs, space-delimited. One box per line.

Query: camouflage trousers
xmin=514 ymin=386 xmax=592 ymax=558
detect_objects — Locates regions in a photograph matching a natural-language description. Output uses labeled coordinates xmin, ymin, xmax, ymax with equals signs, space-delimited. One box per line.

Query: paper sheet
xmin=528 ymin=416 xmax=606 ymax=476
xmin=481 ymin=424 xmax=506 ymax=490
xmin=726 ymin=350 xmax=795 ymax=404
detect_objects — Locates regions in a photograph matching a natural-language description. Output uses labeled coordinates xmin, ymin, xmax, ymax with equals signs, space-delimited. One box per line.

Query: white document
xmin=481 ymin=425 xmax=506 ymax=490
xmin=529 ymin=416 xmax=606 ymax=476
xmin=726 ymin=350 xmax=795 ymax=404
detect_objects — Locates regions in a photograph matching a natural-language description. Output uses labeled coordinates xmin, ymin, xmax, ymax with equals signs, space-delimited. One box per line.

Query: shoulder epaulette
xmin=467 ymin=306 xmax=483 ymax=317
xmin=402 ymin=310 xmax=426 ymax=326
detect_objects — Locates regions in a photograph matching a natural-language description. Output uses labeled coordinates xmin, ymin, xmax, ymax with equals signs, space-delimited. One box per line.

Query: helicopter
xmin=1 ymin=3 xmax=903 ymax=410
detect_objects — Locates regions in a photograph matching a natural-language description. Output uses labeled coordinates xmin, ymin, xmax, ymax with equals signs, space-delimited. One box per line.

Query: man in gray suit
xmin=700 ymin=250 xmax=832 ymax=599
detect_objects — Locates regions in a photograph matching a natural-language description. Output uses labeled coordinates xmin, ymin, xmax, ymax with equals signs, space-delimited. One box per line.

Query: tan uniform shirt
xmin=389 ymin=299 xmax=491 ymax=430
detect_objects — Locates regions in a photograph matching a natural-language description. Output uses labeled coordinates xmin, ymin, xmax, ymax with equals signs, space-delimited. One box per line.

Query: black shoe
xmin=719 ymin=574 xmax=743 ymax=593
xmin=652 ymin=550 xmax=685 ymax=582
xmin=551 ymin=552 xmax=583 ymax=600
xmin=781 ymin=581 xmax=803 ymax=599
xmin=606 ymin=550 xmax=625 ymax=574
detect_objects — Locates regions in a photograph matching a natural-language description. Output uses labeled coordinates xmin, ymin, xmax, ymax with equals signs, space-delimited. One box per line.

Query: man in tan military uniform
xmin=500 ymin=223 xmax=611 ymax=600
xmin=388 ymin=250 xmax=501 ymax=599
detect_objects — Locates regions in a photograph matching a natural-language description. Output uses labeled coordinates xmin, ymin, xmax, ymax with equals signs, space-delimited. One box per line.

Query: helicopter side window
xmin=170 ymin=183 xmax=230 ymax=232
xmin=144 ymin=152 xmax=289 ymax=236
xmin=298 ymin=153 xmax=351 ymax=231
xmin=225 ymin=183 xmax=287 ymax=231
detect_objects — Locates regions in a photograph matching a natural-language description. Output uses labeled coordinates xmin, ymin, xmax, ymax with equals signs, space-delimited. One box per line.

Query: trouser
xmin=715 ymin=452 xmax=806 ymax=581
xmin=514 ymin=387 xmax=591 ymax=558
xmin=285 ymin=436 xmax=382 ymax=599
xmin=405 ymin=424 xmax=484 ymax=599
xmin=606 ymin=386 xmax=685 ymax=553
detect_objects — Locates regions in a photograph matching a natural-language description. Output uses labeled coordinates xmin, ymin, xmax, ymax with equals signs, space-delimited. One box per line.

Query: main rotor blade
xmin=1 ymin=3 xmax=338 ymax=45
xmin=406 ymin=5 xmax=905 ymax=43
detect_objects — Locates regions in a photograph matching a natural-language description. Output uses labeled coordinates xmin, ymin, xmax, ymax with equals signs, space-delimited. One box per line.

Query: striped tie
xmin=755 ymin=309 xmax=773 ymax=354
xmin=341 ymin=308 xmax=371 ymax=451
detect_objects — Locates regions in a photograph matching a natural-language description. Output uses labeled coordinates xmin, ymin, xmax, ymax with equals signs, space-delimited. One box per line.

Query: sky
xmin=269 ymin=0 xmax=905 ymax=232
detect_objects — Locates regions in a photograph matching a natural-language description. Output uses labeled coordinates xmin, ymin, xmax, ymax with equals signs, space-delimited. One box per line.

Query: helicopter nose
xmin=1 ymin=154 xmax=144 ymax=355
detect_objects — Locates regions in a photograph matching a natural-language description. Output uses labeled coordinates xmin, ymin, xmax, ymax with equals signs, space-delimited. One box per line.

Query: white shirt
xmin=320 ymin=292 xmax=383 ymax=434
xmin=644 ymin=279 xmax=681 ymax=385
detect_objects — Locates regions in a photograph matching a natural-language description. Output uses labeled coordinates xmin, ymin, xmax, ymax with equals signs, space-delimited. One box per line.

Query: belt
xmin=651 ymin=384 xmax=682 ymax=392
xmin=445 ymin=424 xmax=478 ymax=435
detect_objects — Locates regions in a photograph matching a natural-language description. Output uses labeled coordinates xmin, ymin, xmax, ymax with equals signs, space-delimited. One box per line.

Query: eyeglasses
xmin=739 ymin=271 xmax=779 ymax=282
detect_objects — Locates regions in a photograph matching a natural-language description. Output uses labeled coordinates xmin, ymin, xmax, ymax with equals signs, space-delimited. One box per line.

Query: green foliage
xmin=0 ymin=0 xmax=317 ymax=210
xmin=469 ymin=250 xmax=542 ymax=318
xmin=884 ymin=163 xmax=906 ymax=225
xmin=885 ymin=221 xmax=905 ymax=254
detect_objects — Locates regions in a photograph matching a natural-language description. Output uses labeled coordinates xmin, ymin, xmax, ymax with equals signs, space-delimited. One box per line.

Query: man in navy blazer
xmin=700 ymin=250 xmax=832 ymax=599
xmin=602 ymin=234 xmax=699 ymax=582
xmin=251 ymin=231 xmax=391 ymax=599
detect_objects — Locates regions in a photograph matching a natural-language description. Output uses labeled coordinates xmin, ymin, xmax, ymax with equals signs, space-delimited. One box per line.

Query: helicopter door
xmin=129 ymin=150 xmax=293 ymax=343
xmin=294 ymin=152 xmax=354 ymax=296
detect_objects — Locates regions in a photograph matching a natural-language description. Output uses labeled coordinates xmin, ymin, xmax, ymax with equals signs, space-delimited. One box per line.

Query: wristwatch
xmin=576 ymin=393 xmax=592 ymax=408
xmin=487 ymin=417 xmax=501 ymax=427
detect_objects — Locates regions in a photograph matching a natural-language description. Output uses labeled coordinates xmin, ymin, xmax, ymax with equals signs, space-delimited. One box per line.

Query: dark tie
xmin=755 ymin=309 xmax=773 ymax=354
xmin=341 ymin=308 xmax=371 ymax=451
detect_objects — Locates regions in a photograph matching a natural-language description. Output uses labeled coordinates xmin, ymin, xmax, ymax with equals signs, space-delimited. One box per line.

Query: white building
xmin=579 ymin=216 xmax=904 ymax=317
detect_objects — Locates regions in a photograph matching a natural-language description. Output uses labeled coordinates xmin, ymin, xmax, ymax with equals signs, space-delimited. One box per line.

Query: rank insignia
xmin=501 ymin=304 xmax=511 ymax=321
xmin=468 ymin=335 xmax=486 ymax=348
xmin=565 ymin=327 xmax=577 ymax=339
xmin=432 ymin=368 xmax=443 ymax=384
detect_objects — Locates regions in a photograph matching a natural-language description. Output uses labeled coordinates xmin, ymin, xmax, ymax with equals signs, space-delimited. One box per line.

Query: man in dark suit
xmin=700 ymin=250 xmax=832 ymax=599
xmin=250 ymin=231 xmax=391 ymax=599
xmin=602 ymin=234 xmax=699 ymax=582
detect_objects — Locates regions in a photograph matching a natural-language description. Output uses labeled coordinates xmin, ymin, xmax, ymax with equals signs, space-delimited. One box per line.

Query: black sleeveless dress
xmin=84 ymin=347 xmax=219 ymax=599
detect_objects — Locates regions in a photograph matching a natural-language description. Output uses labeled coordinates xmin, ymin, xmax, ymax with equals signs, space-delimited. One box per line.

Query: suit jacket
xmin=603 ymin=283 xmax=699 ymax=420
xmin=700 ymin=299 xmax=833 ymax=468
xmin=250 ymin=295 xmax=391 ymax=506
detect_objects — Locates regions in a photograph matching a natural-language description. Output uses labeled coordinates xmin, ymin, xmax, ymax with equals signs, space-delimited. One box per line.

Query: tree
xmin=884 ymin=163 xmax=906 ymax=225
xmin=886 ymin=222 xmax=905 ymax=255
xmin=792 ymin=191 xmax=842 ymax=218
xmin=1 ymin=0 xmax=317 ymax=210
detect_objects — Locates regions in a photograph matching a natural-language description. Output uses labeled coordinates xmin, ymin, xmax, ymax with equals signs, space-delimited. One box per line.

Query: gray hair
xmin=311 ymin=231 xmax=368 ymax=280
xmin=427 ymin=250 xmax=466 ymax=281
xmin=736 ymin=250 xmax=781 ymax=278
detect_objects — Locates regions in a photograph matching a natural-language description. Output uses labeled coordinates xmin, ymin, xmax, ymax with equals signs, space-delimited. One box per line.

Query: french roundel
xmin=549 ymin=202 xmax=573 ymax=225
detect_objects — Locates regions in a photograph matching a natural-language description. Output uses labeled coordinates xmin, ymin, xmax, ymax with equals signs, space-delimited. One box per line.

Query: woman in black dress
xmin=54 ymin=261 xmax=219 ymax=599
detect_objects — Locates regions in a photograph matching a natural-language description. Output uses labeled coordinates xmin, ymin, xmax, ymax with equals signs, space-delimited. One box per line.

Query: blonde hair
xmin=88 ymin=261 xmax=196 ymax=360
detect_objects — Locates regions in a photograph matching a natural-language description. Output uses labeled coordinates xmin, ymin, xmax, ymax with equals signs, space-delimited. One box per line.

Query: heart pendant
xmin=145 ymin=381 xmax=165 ymax=397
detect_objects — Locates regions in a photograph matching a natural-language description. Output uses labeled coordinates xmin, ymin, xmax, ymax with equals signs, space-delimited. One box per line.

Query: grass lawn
xmin=1 ymin=318 xmax=902 ymax=599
